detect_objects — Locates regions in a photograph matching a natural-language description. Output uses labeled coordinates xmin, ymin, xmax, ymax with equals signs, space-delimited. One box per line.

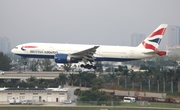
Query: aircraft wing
xmin=71 ymin=46 xmax=99 ymax=63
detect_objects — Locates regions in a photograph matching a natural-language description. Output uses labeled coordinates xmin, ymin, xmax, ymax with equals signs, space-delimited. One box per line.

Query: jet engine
xmin=54 ymin=54 xmax=78 ymax=63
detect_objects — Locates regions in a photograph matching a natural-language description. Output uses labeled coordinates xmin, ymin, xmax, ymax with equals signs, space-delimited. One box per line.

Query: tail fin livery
xmin=138 ymin=24 xmax=168 ymax=51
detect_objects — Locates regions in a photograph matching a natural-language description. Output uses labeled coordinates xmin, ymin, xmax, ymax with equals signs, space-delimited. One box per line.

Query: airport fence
xmin=76 ymin=101 xmax=180 ymax=108
xmin=77 ymin=101 xmax=120 ymax=106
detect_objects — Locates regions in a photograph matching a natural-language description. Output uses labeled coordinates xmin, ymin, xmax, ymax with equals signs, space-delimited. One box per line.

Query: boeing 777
xmin=11 ymin=24 xmax=168 ymax=69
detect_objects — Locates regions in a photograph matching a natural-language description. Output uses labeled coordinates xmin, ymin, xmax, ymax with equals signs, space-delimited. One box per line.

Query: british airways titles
xmin=30 ymin=50 xmax=58 ymax=54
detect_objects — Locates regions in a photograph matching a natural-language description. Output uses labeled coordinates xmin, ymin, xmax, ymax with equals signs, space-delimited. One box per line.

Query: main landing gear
xmin=80 ymin=64 xmax=96 ymax=69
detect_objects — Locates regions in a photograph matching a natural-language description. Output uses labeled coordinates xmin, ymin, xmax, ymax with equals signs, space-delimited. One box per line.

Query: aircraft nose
xmin=11 ymin=48 xmax=15 ymax=53
xmin=11 ymin=48 xmax=17 ymax=53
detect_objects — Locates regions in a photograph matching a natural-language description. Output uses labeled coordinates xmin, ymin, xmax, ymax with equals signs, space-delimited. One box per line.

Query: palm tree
xmin=175 ymin=66 xmax=180 ymax=92
xmin=122 ymin=66 xmax=129 ymax=89
xmin=129 ymin=69 xmax=137 ymax=89
xmin=94 ymin=61 xmax=103 ymax=73
xmin=91 ymin=78 xmax=105 ymax=90
xmin=115 ymin=65 xmax=124 ymax=86
xmin=76 ymin=72 xmax=96 ymax=89
xmin=62 ymin=63 xmax=72 ymax=72
xmin=83 ymin=73 xmax=88 ymax=89
xmin=115 ymin=72 xmax=121 ymax=86
xmin=0 ymin=52 xmax=12 ymax=71
xmin=108 ymin=73 xmax=116 ymax=87
xmin=30 ymin=59 xmax=39 ymax=71
xmin=68 ymin=73 xmax=76 ymax=87
xmin=26 ymin=76 xmax=37 ymax=83
xmin=58 ymin=73 xmax=67 ymax=88
xmin=137 ymin=71 xmax=144 ymax=92
xmin=154 ymin=70 xmax=161 ymax=92
xmin=117 ymin=65 xmax=124 ymax=72
xmin=167 ymin=69 xmax=175 ymax=94
xmin=161 ymin=69 xmax=167 ymax=93
xmin=145 ymin=66 xmax=154 ymax=91
xmin=82 ymin=72 xmax=91 ymax=89
xmin=77 ymin=72 xmax=86 ymax=89
xmin=42 ymin=59 xmax=53 ymax=71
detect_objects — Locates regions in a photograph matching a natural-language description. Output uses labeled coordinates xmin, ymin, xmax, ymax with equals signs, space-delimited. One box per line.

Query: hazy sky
xmin=0 ymin=0 xmax=180 ymax=48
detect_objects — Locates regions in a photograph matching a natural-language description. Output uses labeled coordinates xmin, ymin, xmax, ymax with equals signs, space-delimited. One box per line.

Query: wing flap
xmin=71 ymin=46 xmax=99 ymax=63
xmin=71 ymin=46 xmax=99 ymax=56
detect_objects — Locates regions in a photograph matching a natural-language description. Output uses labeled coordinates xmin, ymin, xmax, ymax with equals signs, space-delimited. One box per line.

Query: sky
xmin=0 ymin=0 xmax=180 ymax=49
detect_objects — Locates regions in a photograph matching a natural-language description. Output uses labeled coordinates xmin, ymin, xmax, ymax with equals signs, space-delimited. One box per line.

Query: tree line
xmin=2 ymin=52 xmax=180 ymax=97
xmin=0 ymin=52 xmax=11 ymax=71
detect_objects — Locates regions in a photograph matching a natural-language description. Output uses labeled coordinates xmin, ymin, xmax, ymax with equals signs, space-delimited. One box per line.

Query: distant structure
xmin=167 ymin=46 xmax=180 ymax=56
xmin=0 ymin=36 xmax=11 ymax=53
xmin=131 ymin=33 xmax=145 ymax=46
xmin=167 ymin=25 xmax=180 ymax=47
xmin=165 ymin=25 xmax=180 ymax=55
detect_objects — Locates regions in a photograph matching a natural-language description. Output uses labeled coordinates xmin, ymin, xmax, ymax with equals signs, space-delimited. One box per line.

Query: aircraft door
xmin=49 ymin=46 xmax=54 ymax=51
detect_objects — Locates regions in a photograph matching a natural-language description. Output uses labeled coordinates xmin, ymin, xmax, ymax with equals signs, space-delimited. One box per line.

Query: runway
xmin=0 ymin=105 xmax=179 ymax=110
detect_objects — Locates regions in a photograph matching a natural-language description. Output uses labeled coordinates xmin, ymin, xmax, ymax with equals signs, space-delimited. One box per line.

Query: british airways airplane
xmin=11 ymin=24 xmax=167 ymax=69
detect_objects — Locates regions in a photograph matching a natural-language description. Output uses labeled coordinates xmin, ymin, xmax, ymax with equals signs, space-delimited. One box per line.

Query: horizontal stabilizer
xmin=143 ymin=51 xmax=166 ymax=56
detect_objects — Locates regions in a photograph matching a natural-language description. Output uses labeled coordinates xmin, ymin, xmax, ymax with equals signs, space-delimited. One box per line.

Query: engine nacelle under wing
xmin=54 ymin=54 xmax=78 ymax=63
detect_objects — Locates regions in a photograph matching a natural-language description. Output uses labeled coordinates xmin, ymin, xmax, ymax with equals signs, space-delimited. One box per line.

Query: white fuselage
xmin=11 ymin=24 xmax=168 ymax=64
xmin=11 ymin=42 xmax=158 ymax=62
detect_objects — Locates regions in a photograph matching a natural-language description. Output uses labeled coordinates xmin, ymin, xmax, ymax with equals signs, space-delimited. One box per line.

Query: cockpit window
xmin=15 ymin=47 xmax=18 ymax=49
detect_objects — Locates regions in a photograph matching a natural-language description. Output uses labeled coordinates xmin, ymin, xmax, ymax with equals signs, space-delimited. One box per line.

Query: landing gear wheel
xmin=80 ymin=64 xmax=85 ymax=68
xmin=92 ymin=66 xmax=96 ymax=69
xmin=81 ymin=64 xmax=96 ymax=69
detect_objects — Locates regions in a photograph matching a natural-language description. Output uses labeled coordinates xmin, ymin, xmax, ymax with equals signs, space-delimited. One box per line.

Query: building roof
xmin=46 ymin=88 xmax=68 ymax=92
xmin=6 ymin=88 xmax=45 ymax=90
xmin=0 ymin=87 xmax=68 ymax=92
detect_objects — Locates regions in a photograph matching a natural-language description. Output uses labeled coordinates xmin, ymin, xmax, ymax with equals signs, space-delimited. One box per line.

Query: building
xmin=131 ymin=33 xmax=145 ymax=46
xmin=162 ymin=25 xmax=180 ymax=55
xmin=0 ymin=36 xmax=11 ymax=53
xmin=165 ymin=25 xmax=180 ymax=48
xmin=177 ymin=26 xmax=180 ymax=45
xmin=0 ymin=87 xmax=69 ymax=104
xmin=167 ymin=46 xmax=180 ymax=56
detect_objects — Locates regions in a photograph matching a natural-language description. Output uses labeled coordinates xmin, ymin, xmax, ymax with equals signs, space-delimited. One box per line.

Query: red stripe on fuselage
xmin=149 ymin=28 xmax=166 ymax=38
xmin=22 ymin=46 xmax=37 ymax=48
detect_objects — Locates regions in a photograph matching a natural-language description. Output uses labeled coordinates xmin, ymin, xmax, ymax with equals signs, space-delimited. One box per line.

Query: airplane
xmin=11 ymin=24 xmax=168 ymax=69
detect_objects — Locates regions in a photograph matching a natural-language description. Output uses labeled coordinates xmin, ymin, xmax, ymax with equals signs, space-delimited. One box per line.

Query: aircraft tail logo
xmin=137 ymin=24 xmax=168 ymax=51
